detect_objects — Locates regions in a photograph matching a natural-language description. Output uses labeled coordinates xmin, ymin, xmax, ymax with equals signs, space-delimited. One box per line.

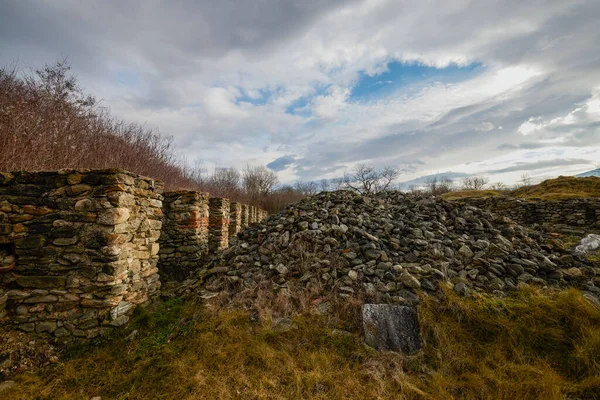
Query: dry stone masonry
xmin=158 ymin=191 xmax=209 ymax=280
xmin=0 ymin=169 xmax=268 ymax=341
xmin=0 ymin=169 xmax=163 ymax=341
xmin=158 ymin=195 xmax=265 ymax=280
xmin=209 ymin=197 xmax=230 ymax=251
xmin=199 ymin=191 xmax=599 ymax=305
xmin=229 ymin=202 xmax=242 ymax=240
xmin=241 ymin=204 xmax=249 ymax=228
xmin=453 ymin=197 xmax=600 ymax=233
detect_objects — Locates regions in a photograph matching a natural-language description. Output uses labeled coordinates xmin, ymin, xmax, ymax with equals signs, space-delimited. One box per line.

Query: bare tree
xmin=319 ymin=179 xmax=330 ymax=192
xmin=462 ymin=176 xmax=489 ymax=190
xmin=207 ymin=167 xmax=241 ymax=198
xmin=331 ymin=177 xmax=345 ymax=190
xmin=243 ymin=164 xmax=278 ymax=200
xmin=408 ymin=184 xmax=422 ymax=194
xmin=294 ymin=181 xmax=319 ymax=196
xmin=519 ymin=173 xmax=533 ymax=186
xmin=424 ymin=177 xmax=454 ymax=195
xmin=378 ymin=166 xmax=400 ymax=192
xmin=343 ymin=163 xmax=401 ymax=195
xmin=489 ymin=182 xmax=507 ymax=190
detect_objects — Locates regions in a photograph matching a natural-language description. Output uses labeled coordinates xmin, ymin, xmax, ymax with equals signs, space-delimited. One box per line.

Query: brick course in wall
xmin=0 ymin=169 xmax=163 ymax=341
xmin=158 ymin=191 xmax=209 ymax=280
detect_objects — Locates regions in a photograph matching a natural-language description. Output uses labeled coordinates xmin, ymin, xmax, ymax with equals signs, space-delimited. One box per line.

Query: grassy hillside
xmin=442 ymin=176 xmax=600 ymax=201
xmin=4 ymin=287 xmax=600 ymax=400
xmin=511 ymin=176 xmax=600 ymax=200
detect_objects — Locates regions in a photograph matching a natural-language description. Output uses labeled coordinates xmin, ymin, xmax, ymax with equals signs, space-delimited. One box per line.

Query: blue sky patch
xmin=285 ymin=85 xmax=330 ymax=116
xmin=349 ymin=61 xmax=484 ymax=101
xmin=235 ymin=88 xmax=271 ymax=106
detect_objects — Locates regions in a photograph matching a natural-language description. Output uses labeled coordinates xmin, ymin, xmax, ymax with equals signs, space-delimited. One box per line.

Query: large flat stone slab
xmin=362 ymin=304 xmax=422 ymax=354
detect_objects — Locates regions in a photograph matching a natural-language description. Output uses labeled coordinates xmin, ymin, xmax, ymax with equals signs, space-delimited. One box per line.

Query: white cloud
xmin=1 ymin=0 xmax=599 ymax=184
xmin=475 ymin=122 xmax=495 ymax=132
xmin=518 ymin=118 xmax=543 ymax=136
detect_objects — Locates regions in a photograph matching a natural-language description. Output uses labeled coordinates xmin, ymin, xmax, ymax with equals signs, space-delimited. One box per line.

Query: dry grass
xmin=440 ymin=190 xmax=502 ymax=200
xmin=511 ymin=176 xmax=600 ymax=200
xmin=441 ymin=176 xmax=600 ymax=201
xmin=4 ymin=287 xmax=600 ymax=400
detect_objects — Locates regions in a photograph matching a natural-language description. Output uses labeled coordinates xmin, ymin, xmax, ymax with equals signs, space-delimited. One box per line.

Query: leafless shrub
xmin=489 ymin=182 xmax=507 ymax=190
xmin=520 ymin=173 xmax=533 ymax=186
xmin=331 ymin=177 xmax=346 ymax=190
xmin=343 ymin=163 xmax=400 ymax=195
xmin=407 ymin=184 xmax=422 ymax=194
xmin=424 ymin=177 xmax=454 ymax=195
xmin=0 ymin=60 xmax=302 ymax=212
xmin=294 ymin=181 xmax=319 ymax=196
xmin=462 ymin=176 xmax=489 ymax=190
xmin=319 ymin=179 xmax=330 ymax=192
xmin=242 ymin=164 xmax=278 ymax=201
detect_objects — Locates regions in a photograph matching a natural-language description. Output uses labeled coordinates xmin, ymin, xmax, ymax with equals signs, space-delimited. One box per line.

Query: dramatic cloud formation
xmin=1 ymin=0 xmax=599 ymax=185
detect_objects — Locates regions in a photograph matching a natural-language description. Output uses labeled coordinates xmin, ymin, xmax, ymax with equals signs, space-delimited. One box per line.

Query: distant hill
xmin=576 ymin=168 xmax=600 ymax=177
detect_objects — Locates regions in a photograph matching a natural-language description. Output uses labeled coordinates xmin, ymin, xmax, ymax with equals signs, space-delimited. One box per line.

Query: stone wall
xmin=0 ymin=169 xmax=163 ymax=341
xmin=209 ymin=197 xmax=230 ymax=251
xmin=229 ymin=202 xmax=242 ymax=240
xmin=158 ymin=191 xmax=209 ymax=280
xmin=240 ymin=204 xmax=249 ymax=228
xmin=156 ymin=195 xmax=267 ymax=280
xmin=0 ymin=168 xmax=269 ymax=340
xmin=453 ymin=196 xmax=600 ymax=232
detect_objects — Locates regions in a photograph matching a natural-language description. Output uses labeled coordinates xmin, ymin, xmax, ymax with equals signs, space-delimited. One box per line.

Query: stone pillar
xmin=229 ymin=202 xmax=242 ymax=240
xmin=159 ymin=191 xmax=209 ymax=280
xmin=209 ymin=197 xmax=230 ymax=251
xmin=240 ymin=204 xmax=249 ymax=228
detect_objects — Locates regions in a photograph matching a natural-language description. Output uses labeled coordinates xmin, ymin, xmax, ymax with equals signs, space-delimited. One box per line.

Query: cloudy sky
xmin=2 ymin=0 xmax=599 ymax=186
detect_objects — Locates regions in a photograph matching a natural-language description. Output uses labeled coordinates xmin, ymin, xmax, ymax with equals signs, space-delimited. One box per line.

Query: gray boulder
xmin=362 ymin=304 xmax=422 ymax=354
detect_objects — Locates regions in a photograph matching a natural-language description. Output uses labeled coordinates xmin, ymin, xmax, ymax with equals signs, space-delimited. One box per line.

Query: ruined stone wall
xmin=0 ymin=169 xmax=163 ymax=341
xmin=209 ymin=197 xmax=230 ymax=251
xmin=156 ymin=195 xmax=267 ymax=280
xmin=454 ymin=197 xmax=600 ymax=231
xmin=159 ymin=191 xmax=209 ymax=280
xmin=229 ymin=202 xmax=242 ymax=240
xmin=240 ymin=204 xmax=249 ymax=228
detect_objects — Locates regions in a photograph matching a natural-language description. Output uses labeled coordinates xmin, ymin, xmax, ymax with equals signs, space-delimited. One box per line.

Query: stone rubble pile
xmin=197 ymin=191 xmax=599 ymax=304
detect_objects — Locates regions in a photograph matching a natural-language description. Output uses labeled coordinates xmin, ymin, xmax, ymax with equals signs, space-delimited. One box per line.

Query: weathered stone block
xmin=16 ymin=275 xmax=66 ymax=289
xmin=97 ymin=208 xmax=130 ymax=225
xmin=362 ymin=304 xmax=422 ymax=354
